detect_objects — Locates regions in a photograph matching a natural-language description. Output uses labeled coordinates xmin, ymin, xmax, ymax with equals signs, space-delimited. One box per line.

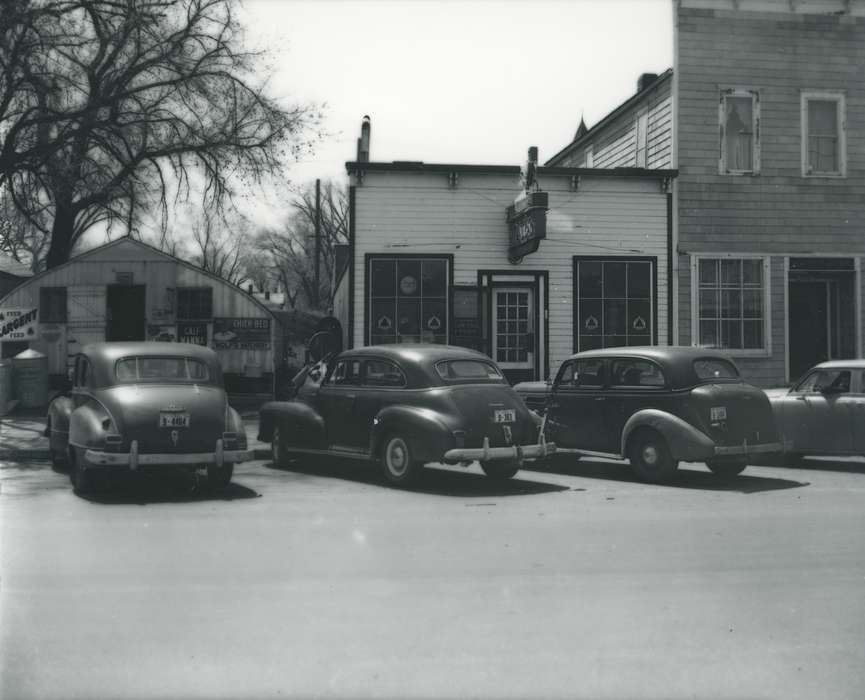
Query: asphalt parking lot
xmin=2 ymin=454 xmax=865 ymax=700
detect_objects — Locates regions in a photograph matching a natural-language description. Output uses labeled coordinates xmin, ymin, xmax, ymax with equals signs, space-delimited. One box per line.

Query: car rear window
xmin=435 ymin=359 xmax=504 ymax=382
xmin=693 ymin=358 xmax=739 ymax=381
xmin=115 ymin=357 xmax=210 ymax=383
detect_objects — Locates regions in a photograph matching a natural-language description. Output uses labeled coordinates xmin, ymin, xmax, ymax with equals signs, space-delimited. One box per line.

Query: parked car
xmin=258 ymin=345 xmax=555 ymax=487
xmin=47 ymin=342 xmax=250 ymax=493
xmin=766 ymin=359 xmax=865 ymax=462
xmin=515 ymin=346 xmax=783 ymax=482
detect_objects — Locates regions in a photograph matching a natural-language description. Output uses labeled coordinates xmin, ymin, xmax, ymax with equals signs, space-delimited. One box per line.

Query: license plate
xmin=494 ymin=409 xmax=516 ymax=423
xmin=710 ymin=406 xmax=727 ymax=421
xmin=160 ymin=412 xmax=190 ymax=428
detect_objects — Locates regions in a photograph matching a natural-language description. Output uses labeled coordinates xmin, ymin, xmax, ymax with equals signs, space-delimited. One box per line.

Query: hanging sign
xmin=213 ymin=318 xmax=271 ymax=350
xmin=506 ymin=191 xmax=548 ymax=261
xmin=0 ymin=308 xmax=38 ymax=342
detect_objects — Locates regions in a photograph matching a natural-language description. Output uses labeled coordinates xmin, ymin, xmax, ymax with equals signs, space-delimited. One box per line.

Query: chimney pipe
xmin=357 ymin=115 xmax=371 ymax=163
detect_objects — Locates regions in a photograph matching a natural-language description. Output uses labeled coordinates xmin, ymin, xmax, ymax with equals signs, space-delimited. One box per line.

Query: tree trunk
xmin=45 ymin=206 xmax=75 ymax=269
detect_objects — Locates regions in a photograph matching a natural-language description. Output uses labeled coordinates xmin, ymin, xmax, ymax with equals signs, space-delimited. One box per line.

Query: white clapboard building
xmin=333 ymin=119 xmax=678 ymax=384
xmin=0 ymin=237 xmax=276 ymax=396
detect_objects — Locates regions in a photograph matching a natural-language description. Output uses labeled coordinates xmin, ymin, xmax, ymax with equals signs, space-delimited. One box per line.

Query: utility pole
xmin=314 ymin=178 xmax=321 ymax=308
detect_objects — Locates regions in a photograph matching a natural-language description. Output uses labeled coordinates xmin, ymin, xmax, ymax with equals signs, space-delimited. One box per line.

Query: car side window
xmin=556 ymin=359 xmax=605 ymax=389
xmin=795 ymin=369 xmax=850 ymax=394
xmin=329 ymin=359 xmax=362 ymax=386
xmin=610 ymin=359 xmax=665 ymax=388
xmin=364 ymin=359 xmax=406 ymax=388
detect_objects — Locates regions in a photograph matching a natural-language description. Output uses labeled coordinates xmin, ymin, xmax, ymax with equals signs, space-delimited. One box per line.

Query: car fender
xmin=46 ymin=396 xmax=75 ymax=453
xmin=621 ymin=409 xmax=715 ymax=462
xmin=258 ymin=400 xmax=326 ymax=450
xmin=371 ymin=405 xmax=455 ymax=464
xmin=68 ymin=400 xmax=113 ymax=450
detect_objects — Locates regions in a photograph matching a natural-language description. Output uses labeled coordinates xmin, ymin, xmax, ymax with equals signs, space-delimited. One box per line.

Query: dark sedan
xmin=47 ymin=342 xmax=250 ymax=494
xmin=515 ymin=346 xmax=783 ymax=482
xmin=258 ymin=345 xmax=555 ymax=487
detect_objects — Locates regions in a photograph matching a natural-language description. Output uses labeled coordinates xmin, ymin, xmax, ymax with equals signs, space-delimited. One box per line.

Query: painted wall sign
xmin=147 ymin=324 xmax=177 ymax=343
xmin=212 ymin=317 xmax=271 ymax=350
xmin=0 ymin=308 xmax=38 ymax=341
xmin=506 ymin=191 xmax=549 ymax=260
xmin=178 ymin=323 xmax=208 ymax=346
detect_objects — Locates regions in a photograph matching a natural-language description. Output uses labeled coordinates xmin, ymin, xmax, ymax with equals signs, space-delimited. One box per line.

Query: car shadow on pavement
xmin=77 ymin=474 xmax=261 ymax=505
xmin=526 ymin=456 xmax=809 ymax=494
xmin=266 ymin=457 xmax=570 ymax=497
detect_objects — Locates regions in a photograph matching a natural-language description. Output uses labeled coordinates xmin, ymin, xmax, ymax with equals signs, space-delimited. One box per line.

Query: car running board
xmin=284 ymin=446 xmax=375 ymax=461
xmin=555 ymin=447 xmax=623 ymax=460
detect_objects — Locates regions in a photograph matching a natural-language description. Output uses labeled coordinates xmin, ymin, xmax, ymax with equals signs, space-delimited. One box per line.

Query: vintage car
xmin=258 ymin=344 xmax=555 ymax=487
xmin=47 ymin=342 xmax=250 ymax=493
xmin=515 ymin=346 xmax=783 ymax=482
xmin=766 ymin=359 xmax=865 ymax=462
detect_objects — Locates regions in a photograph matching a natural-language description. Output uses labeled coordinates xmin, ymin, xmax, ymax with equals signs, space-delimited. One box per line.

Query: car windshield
xmin=115 ymin=356 xmax=210 ymax=383
xmin=435 ymin=359 xmax=505 ymax=383
xmin=693 ymin=358 xmax=739 ymax=381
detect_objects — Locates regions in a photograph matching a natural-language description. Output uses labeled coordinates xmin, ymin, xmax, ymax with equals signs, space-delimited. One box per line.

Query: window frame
xmin=690 ymin=255 xmax=772 ymax=357
xmin=39 ymin=286 xmax=67 ymax=323
xmin=176 ymin=286 xmax=213 ymax=321
xmin=719 ymin=88 xmax=760 ymax=176
xmin=801 ymin=90 xmax=846 ymax=178
xmin=362 ymin=358 xmax=407 ymax=389
xmin=608 ymin=357 xmax=667 ymax=390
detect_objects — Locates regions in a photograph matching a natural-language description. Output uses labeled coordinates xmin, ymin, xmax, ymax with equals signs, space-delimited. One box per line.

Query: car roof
xmin=811 ymin=359 xmax=865 ymax=370
xmin=80 ymin=341 xmax=219 ymax=364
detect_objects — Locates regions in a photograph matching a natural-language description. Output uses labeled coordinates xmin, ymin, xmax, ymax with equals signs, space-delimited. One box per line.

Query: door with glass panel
xmin=492 ymin=287 xmax=534 ymax=370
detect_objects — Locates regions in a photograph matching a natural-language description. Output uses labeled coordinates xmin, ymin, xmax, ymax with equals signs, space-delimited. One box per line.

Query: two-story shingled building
xmin=548 ymin=0 xmax=865 ymax=386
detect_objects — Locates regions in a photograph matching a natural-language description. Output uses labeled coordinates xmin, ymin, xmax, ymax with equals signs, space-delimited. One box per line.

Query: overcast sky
xmin=238 ymin=0 xmax=672 ymax=220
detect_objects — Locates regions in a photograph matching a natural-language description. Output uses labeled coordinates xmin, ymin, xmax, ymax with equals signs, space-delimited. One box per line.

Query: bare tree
xmin=184 ymin=205 xmax=250 ymax=286
xmin=0 ymin=186 xmax=49 ymax=271
xmin=253 ymin=180 xmax=348 ymax=312
xmin=0 ymin=0 xmax=320 ymax=269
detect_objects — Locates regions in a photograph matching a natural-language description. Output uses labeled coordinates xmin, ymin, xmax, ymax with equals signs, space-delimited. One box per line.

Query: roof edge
xmin=537 ymin=166 xmax=678 ymax=179
xmin=345 ymin=161 xmax=521 ymax=175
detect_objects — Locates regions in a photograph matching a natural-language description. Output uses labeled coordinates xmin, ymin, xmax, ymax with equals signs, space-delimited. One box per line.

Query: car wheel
xmin=207 ymin=462 xmax=234 ymax=490
xmin=627 ymin=429 xmax=678 ymax=483
xmin=271 ymin=425 xmax=289 ymax=468
xmin=480 ymin=460 xmax=520 ymax=480
xmin=70 ymin=447 xmax=94 ymax=494
xmin=706 ymin=458 xmax=748 ymax=478
xmin=380 ymin=434 xmax=418 ymax=487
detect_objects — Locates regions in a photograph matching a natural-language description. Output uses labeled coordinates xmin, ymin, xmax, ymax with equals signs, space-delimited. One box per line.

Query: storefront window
xmin=177 ymin=287 xmax=213 ymax=320
xmin=697 ymin=257 xmax=765 ymax=350
xmin=369 ymin=256 xmax=448 ymax=345
xmin=574 ymin=258 xmax=654 ymax=352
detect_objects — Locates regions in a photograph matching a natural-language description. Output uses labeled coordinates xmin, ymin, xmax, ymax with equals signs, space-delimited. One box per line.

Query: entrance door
xmin=492 ymin=287 xmax=534 ymax=382
xmin=106 ymin=285 xmax=146 ymax=341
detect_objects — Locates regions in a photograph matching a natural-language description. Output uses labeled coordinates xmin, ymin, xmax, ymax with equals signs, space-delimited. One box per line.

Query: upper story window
xmin=40 ymin=287 xmax=67 ymax=323
xmin=719 ymin=89 xmax=760 ymax=175
xmin=177 ymin=287 xmax=212 ymax=320
xmin=635 ymin=111 xmax=649 ymax=168
xmin=801 ymin=91 xmax=846 ymax=177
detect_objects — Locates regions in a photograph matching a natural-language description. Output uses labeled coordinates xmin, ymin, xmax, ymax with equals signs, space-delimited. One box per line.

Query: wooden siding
xmin=675 ymin=6 xmax=865 ymax=384
xmin=550 ymin=79 xmax=673 ymax=170
xmin=0 ymin=238 xmax=273 ymax=375
xmin=351 ymin=171 xmax=669 ymax=377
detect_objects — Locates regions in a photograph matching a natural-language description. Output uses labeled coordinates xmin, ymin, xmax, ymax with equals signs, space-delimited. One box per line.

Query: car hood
xmin=96 ymin=384 xmax=227 ymax=453
xmin=512 ymin=381 xmax=551 ymax=395
xmin=763 ymin=387 xmax=791 ymax=400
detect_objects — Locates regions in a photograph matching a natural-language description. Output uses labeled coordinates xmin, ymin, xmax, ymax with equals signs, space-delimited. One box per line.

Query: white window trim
xmin=718 ymin=88 xmax=761 ymax=176
xmin=635 ymin=109 xmax=649 ymax=168
xmin=690 ymin=254 xmax=772 ymax=357
xmin=801 ymin=90 xmax=846 ymax=178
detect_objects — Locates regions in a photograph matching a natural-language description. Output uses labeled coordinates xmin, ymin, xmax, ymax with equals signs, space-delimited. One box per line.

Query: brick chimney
xmin=356 ymin=115 xmax=371 ymax=162
xmin=637 ymin=73 xmax=658 ymax=93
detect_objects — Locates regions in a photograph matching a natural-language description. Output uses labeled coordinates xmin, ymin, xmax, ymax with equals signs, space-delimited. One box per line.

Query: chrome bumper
xmin=443 ymin=435 xmax=556 ymax=463
xmin=85 ymin=439 xmax=252 ymax=470
xmin=713 ymin=441 xmax=784 ymax=456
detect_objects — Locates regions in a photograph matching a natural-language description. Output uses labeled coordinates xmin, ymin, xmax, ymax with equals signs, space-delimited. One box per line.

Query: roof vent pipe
xmin=637 ymin=73 xmax=658 ymax=93
xmin=357 ymin=115 xmax=371 ymax=162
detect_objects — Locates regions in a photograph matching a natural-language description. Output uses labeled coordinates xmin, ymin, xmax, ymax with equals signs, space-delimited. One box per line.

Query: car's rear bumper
xmin=85 ymin=439 xmax=251 ymax=469
xmin=713 ymin=441 xmax=784 ymax=456
xmin=443 ymin=436 xmax=556 ymax=463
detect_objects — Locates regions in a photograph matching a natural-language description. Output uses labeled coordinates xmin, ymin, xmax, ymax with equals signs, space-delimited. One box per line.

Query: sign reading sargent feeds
xmin=212 ymin=318 xmax=271 ymax=350
xmin=507 ymin=191 xmax=548 ymax=260
xmin=0 ymin=308 xmax=38 ymax=341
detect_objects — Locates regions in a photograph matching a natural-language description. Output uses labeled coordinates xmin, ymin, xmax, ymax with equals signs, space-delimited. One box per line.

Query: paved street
xmin=2 ymin=454 xmax=865 ymax=700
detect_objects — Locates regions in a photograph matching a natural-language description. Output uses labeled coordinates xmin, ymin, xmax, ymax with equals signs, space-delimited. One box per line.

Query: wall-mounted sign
xmin=506 ymin=191 xmax=548 ymax=261
xmin=178 ymin=323 xmax=208 ymax=346
xmin=213 ymin=317 xmax=271 ymax=350
xmin=0 ymin=308 xmax=38 ymax=342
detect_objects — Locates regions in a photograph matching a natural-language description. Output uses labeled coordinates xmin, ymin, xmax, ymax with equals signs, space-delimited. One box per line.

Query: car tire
xmin=627 ymin=429 xmax=678 ymax=483
xmin=706 ymin=458 xmax=748 ymax=478
xmin=70 ymin=447 xmax=94 ymax=495
xmin=50 ymin=448 xmax=68 ymax=473
xmin=207 ymin=463 xmax=234 ymax=490
xmin=480 ymin=460 xmax=520 ymax=480
xmin=271 ymin=425 xmax=289 ymax=468
xmin=380 ymin=434 xmax=418 ymax=487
